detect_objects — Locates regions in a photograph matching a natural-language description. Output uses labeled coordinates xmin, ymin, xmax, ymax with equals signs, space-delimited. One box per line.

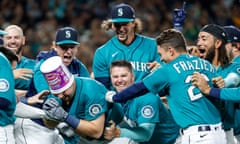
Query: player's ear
xmin=214 ymin=39 xmax=222 ymax=49
xmin=168 ymin=46 xmax=175 ymax=56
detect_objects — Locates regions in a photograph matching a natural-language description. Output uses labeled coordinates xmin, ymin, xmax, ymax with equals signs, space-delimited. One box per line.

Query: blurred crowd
xmin=0 ymin=0 xmax=240 ymax=72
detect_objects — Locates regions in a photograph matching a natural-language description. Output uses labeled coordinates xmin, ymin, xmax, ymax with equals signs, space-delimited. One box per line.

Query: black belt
xmin=182 ymin=125 xmax=216 ymax=134
xmin=198 ymin=126 xmax=211 ymax=131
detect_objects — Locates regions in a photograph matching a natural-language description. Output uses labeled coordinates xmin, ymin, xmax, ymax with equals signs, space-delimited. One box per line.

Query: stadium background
xmin=1 ymin=0 xmax=239 ymax=72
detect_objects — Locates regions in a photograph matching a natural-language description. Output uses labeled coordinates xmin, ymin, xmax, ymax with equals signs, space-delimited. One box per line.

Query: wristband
xmin=65 ymin=115 xmax=80 ymax=129
xmin=209 ymin=88 xmax=221 ymax=99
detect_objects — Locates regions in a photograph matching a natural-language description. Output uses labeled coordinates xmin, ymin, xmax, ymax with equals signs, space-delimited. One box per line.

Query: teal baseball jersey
xmin=233 ymin=55 xmax=240 ymax=63
xmin=15 ymin=56 xmax=35 ymax=90
xmin=123 ymin=93 xmax=179 ymax=143
xmin=68 ymin=77 xmax=108 ymax=120
xmin=217 ymin=60 xmax=240 ymax=129
xmin=233 ymin=56 xmax=240 ymax=135
xmin=0 ymin=53 xmax=16 ymax=126
xmin=63 ymin=77 xmax=108 ymax=144
xmin=93 ymin=34 xmax=161 ymax=88
xmin=143 ymin=54 xmax=221 ymax=128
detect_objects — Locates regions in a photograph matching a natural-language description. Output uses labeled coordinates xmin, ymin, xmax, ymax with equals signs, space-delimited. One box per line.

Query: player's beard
xmin=16 ymin=46 xmax=23 ymax=55
xmin=205 ymin=46 xmax=215 ymax=63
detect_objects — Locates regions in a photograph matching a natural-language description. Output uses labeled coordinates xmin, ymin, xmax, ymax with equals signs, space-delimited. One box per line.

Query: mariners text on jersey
xmin=173 ymin=58 xmax=215 ymax=74
xmin=130 ymin=61 xmax=149 ymax=72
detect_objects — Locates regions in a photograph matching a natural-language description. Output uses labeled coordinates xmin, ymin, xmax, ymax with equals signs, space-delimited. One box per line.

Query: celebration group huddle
xmin=0 ymin=2 xmax=240 ymax=144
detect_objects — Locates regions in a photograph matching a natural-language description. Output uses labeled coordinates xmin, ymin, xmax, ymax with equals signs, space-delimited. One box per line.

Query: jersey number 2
xmin=185 ymin=74 xmax=209 ymax=101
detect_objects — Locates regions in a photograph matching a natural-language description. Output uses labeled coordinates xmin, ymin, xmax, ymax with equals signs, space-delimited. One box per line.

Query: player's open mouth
xmin=198 ymin=49 xmax=206 ymax=54
xmin=63 ymin=55 xmax=71 ymax=59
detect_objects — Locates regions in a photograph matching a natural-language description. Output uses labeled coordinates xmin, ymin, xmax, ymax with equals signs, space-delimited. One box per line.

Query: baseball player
xmin=41 ymin=56 xmax=108 ymax=143
xmin=223 ymin=25 xmax=240 ymax=144
xmin=104 ymin=60 xmax=180 ymax=144
xmin=3 ymin=25 xmax=35 ymax=91
xmin=106 ymin=29 xmax=227 ymax=144
xmin=0 ymin=46 xmax=48 ymax=120
xmin=0 ymin=38 xmax=17 ymax=144
xmin=16 ymin=27 xmax=90 ymax=144
xmin=0 ymin=43 xmax=62 ymax=144
xmin=196 ymin=24 xmax=240 ymax=143
xmin=92 ymin=3 xmax=161 ymax=90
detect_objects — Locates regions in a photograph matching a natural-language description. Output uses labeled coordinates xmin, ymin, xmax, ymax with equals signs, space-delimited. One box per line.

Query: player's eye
xmin=59 ymin=45 xmax=76 ymax=51
xmin=113 ymin=22 xmax=129 ymax=28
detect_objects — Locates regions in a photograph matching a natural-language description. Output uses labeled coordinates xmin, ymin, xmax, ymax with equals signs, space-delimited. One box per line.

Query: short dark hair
xmin=110 ymin=60 xmax=133 ymax=73
xmin=156 ymin=29 xmax=187 ymax=52
xmin=0 ymin=46 xmax=18 ymax=64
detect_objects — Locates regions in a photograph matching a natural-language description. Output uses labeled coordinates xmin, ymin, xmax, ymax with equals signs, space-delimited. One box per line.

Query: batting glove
xmin=43 ymin=98 xmax=67 ymax=121
xmin=45 ymin=106 xmax=68 ymax=122
xmin=173 ymin=2 xmax=186 ymax=32
xmin=105 ymin=91 xmax=116 ymax=103
xmin=42 ymin=98 xmax=61 ymax=110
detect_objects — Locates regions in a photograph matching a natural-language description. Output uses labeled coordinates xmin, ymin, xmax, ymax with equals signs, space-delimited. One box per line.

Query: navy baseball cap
xmin=200 ymin=24 xmax=228 ymax=43
xmin=111 ymin=3 xmax=135 ymax=23
xmin=223 ymin=25 xmax=240 ymax=43
xmin=55 ymin=27 xmax=80 ymax=45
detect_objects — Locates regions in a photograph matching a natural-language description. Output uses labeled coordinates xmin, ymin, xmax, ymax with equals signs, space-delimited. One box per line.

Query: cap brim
xmin=56 ymin=40 xmax=80 ymax=45
xmin=111 ymin=18 xmax=134 ymax=23
xmin=0 ymin=30 xmax=7 ymax=35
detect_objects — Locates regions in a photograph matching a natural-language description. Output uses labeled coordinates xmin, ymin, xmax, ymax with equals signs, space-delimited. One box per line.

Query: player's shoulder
xmin=19 ymin=56 xmax=35 ymax=68
xmin=95 ymin=38 xmax=115 ymax=52
xmin=138 ymin=34 xmax=154 ymax=39
xmin=0 ymin=52 xmax=10 ymax=65
xmin=136 ymin=92 xmax=160 ymax=103
xmin=136 ymin=34 xmax=156 ymax=42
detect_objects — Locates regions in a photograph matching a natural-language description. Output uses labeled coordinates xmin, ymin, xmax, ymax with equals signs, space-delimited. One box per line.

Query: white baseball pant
xmin=181 ymin=123 xmax=227 ymax=144
xmin=14 ymin=118 xmax=64 ymax=144
xmin=0 ymin=124 xmax=15 ymax=144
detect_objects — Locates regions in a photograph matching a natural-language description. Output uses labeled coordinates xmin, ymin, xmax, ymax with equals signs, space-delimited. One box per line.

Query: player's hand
xmin=42 ymin=98 xmax=62 ymax=110
xmin=173 ymin=2 xmax=186 ymax=31
xmin=44 ymin=105 xmax=68 ymax=122
xmin=147 ymin=61 xmax=160 ymax=72
xmin=105 ymin=91 xmax=116 ymax=103
xmin=57 ymin=122 xmax=75 ymax=137
xmin=187 ymin=45 xmax=200 ymax=57
xmin=42 ymin=117 xmax=59 ymax=128
xmin=27 ymin=90 xmax=49 ymax=105
xmin=13 ymin=68 xmax=33 ymax=80
xmin=104 ymin=120 xmax=118 ymax=140
xmin=192 ymin=72 xmax=211 ymax=95
xmin=212 ymin=76 xmax=225 ymax=88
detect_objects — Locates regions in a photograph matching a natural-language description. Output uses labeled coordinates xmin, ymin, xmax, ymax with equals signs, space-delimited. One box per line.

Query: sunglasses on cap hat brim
xmin=58 ymin=44 xmax=78 ymax=50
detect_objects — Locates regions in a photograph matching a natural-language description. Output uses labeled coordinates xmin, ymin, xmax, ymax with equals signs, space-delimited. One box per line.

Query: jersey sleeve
xmin=220 ymin=87 xmax=240 ymax=102
xmin=92 ymin=48 xmax=110 ymax=78
xmin=0 ymin=54 xmax=16 ymax=101
xmin=0 ymin=54 xmax=17 ymax=119
xmin=79 ymin=62 xmax=90 ymax=77
xmin=143 ymin=66 xmax=169 ymax=94
xmin=73 ymin=79 xmax=108 ymax=120
xmin=33 ymin=59 xmax=50 ymax=92
xmin=136 ymin=94 xmax=160 ymax=124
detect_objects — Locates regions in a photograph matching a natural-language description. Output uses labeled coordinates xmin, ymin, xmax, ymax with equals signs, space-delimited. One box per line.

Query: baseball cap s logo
xmin=117 ymin=8 xmax=123 ymax=16
xmin=65 ymin=30 xmax=71 ymax=38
